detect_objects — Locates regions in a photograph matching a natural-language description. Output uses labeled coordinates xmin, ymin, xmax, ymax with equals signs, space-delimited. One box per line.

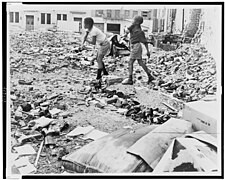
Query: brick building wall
xmin=185 ymin=9 xmax=202 ymax=37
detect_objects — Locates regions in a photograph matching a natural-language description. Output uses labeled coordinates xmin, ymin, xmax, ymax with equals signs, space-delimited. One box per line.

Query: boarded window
xmin=47 ymin=14 xmax=51 ymax=24
xmin=41 ymin=13 xmax=45 ymax=24
xmin=57 ymin=14 xmax=61 ymax=20
xmin=63 ymin=14 xmax=67 ymax=21
xmin=10 ymin=12 xmax=14 ymax=22
xmin=15 ymin=12 xmax=19 ymax=23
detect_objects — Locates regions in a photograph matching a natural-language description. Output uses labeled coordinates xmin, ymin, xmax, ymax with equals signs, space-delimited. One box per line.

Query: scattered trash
xmin=103 ymin=75 xmax=123 ymax=86
xmin=49 ymin=108 xmax=61 ymax=116
xmin=9 ymin=29 xmax=218 ymax=175
xmin=18 ymin=133 xmax=43 ymax=144
xmin=18 ymin=80 xmax=33 ymax=85
xmin=11 ymin=95 xmax=17 ymax=101
xmin=40 ymin=101 xmax=51 ymax=107
xmin=13 ymin=156 xmax=36 ymax=174
xmin=28 ymin=117 xmax=54 ymax=129
xmin=81 ymin=129 xmax=108 ymax=141
xmin=153 ymin=131 xmax=217 ymax=173
xmin=14 ymin=144 xmax=36 ymax=156
xmin=66 ymin=126 xmax=95 ymax=137
xmin=21 ymin=103 xmax=32 ymax=112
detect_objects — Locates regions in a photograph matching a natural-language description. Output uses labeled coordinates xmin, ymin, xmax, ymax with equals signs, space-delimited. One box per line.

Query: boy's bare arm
xmin=144 ymin=43 xmax=150 ymax=58
xmin=123 ymin=29 xmax=130 ymax=37
xmin=82 ymin=31 xmax=89 ymax=45
xmin=86 ymin=36 xmax=97 ymax=45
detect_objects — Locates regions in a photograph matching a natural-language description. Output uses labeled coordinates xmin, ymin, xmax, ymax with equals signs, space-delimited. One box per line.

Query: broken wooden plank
xmin=34 ymin=140 xmax=44 ymax=167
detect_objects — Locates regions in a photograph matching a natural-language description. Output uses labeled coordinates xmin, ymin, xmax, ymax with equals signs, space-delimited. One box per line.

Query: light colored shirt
xmin=87 ymin=26 xmax=106 ymax=45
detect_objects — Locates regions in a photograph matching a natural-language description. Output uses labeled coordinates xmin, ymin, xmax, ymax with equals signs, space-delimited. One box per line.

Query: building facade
xmin=8 ymin=5 xmax=194 ymax=36
xmin=8 ymin=8 xmax=92 ymax=32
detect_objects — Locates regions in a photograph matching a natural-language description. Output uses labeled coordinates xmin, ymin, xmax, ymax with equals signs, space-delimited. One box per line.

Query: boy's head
xmin=84 ymin=17 xmax=94 ymax=30
xmin=133 ymin=16 xmax=143 ymax=25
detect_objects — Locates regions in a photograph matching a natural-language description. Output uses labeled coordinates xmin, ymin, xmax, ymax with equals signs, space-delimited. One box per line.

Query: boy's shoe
xmin=90 ymin=79 xmax=102 ymax=92
xmin=122 ymin=78 xmax=133 ymax=85
xmin=103 ymin=71 xmax=109 ymax=75
xmin=147 ymin=74 xmax=155 ymax=84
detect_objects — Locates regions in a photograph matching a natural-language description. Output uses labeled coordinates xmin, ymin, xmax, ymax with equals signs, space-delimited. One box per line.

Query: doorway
xmin=26 ymin=15 xmax=34 ymax=31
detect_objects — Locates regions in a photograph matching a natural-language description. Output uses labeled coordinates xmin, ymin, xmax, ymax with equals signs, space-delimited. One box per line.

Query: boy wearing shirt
xmin=81 ymin=17 xmax=110 ymax=81
xmin=122 ymin=16 xmax=155 ymax=85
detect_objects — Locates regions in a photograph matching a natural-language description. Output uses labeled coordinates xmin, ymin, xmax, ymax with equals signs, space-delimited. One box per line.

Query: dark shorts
xmin=130 ymin=42 xmax=142 ymax=60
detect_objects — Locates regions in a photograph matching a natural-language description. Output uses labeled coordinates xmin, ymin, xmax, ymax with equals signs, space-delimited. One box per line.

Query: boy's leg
xmin=102 ymin=62 xmax=109 ymax=75
xmin=99 ymin=42 xmax=110 ymax=76
xmin=96 ymin=53 xmax=104 ymax=79
xmin=137 ymin=59 xmax=155 ymax=84
xmin=122 ymin=58 xmax=135 ymax=85
xmin=128 ymin=58 xmax=135 ymax=80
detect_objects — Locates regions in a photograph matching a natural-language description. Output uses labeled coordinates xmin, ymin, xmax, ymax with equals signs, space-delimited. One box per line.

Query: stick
xmin=18 ymin=110 xmax=34 ymax=116
xmin=162 ymin=102 xmax=178 ymax=112
xmin=34 ymin=140 xmax=44 ymax=167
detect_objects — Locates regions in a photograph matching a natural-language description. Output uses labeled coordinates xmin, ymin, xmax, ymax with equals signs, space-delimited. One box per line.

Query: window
xmin=74 ymin=17 xmax=82 ymax=21
xmin=141 ymin=11 xmax=148 ymax=18
xmin=74 ymin=17 xmax=82 ymax=30
xmin=107 ymin=10 xmax=112 ymax=18
xmin=10 ymin=12 xmax=14 ymax=22
xmin=125 ymin=10 xmax=130 ymax=19
xmin=63 ymin=14 xmax=67 ymax=21
xmin=133 ymin=11 xmax=138 ymax=17
xmin=41 ymin=13 xmax=51 ymax=24
xmin=47 ymin=14 xmax=51 ymax=24
xmin=115 ymin=10 xmax=120 ymax=19
xmin=107 ymin=23 xmax=120 ymax=34
xmin=57 ymin=14 xmax=67 ymax=21
xmin=15 ymin=12 xmax=19 ymax=23
xmin=41 ymin=13 xmax=45 ymax=24
xmin=57 ymin=14 xmax=61 ymax=20
xmin=95 ymin=10 xmax=103 ymax=17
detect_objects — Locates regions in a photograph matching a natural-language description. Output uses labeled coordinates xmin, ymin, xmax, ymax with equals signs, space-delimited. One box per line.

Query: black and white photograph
xmin=2 ymin=1 xmax=223 ymax=179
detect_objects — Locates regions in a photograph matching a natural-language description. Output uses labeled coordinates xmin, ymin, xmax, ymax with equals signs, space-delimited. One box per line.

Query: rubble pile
xmin=86 ymin=87 xmax=174 ymax=124
xmin=10 ymin=31 xmax=217 ymax=104
xmin=146 ymin=44 xmax=217 ymax=102
xmin=9 ymin=30 xmax=218 ymax=175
